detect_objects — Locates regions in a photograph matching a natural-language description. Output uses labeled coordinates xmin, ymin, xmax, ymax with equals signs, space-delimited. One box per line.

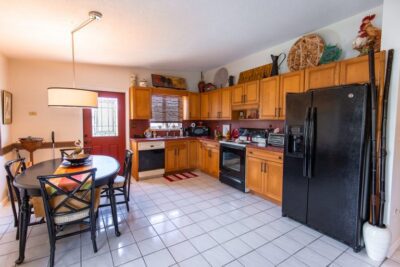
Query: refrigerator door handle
xmin=303 ymin=107 xmax=311 ymax=177
xmin=308 ymin=107 xmax=316 ymax=178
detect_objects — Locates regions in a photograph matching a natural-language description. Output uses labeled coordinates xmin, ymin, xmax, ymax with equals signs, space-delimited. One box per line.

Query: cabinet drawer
xmin=247 ymin=147 xmax=283 ymax=163
xmin=200 ymin=140 xmax=220 ymax=150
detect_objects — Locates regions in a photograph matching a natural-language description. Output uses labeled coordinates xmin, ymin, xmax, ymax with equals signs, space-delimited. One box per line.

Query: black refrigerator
xmin=282 ymin=84 xmax=371 ymax=252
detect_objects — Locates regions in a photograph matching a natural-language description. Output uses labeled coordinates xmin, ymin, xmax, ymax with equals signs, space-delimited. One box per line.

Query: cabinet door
xmin=130 ymin=88 xmax=151 ymax=119
xmin=199 ymin=144 xmax=207 ymax=172
xmin=244 ymin=80 xmax=259 ymax=104
xmin=279 ymin=70 xmax=305 ymax=119
xmin=209 ymin=90 xmax=221 ymax=119
xmin=208 ymin=148 xmax=220 ymax=178
xmin=264 ymin=161 xmax=283 ymax=203
xmin=339 ymin=51 xmax=385 ymax=88
xmin=188 ymin=141 xmax=198 ymax=169
xmin=220 ymin=88 xmax=232 ymax=119
xmin=305 ymin=62 xmax=339 ymax=91
xmin=165 ymin=146 xmax=177 ymax=172
xmin=246 ymin=156 xmax=264 ymax=193
xmin=177 ymin=143 xmax=188 ymax=170
xmin=260 ymin=77 xmax=280 ymax=119
xmin=188 ymin=93 xmax=201 ymax=120
xmin=200 ymin=93 xmax=210 ymax=120
xmin=232 ymin=85 xmax=244 ymax=105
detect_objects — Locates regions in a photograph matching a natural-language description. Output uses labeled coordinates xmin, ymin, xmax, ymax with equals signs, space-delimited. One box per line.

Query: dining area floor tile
xmin=0 ymin=171 xmax=396 ymax=266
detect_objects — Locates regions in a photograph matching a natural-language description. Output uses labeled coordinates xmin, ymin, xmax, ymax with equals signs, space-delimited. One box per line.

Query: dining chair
xmin=4 ymin=157 xmax=45 ymax=239
xmin=37 ymin=168 xmax=99 ymax=267
xmin=60 ymin=147 xmax=93 ymax=159
xmin=100 ymin=150 xmax=133 ymax=211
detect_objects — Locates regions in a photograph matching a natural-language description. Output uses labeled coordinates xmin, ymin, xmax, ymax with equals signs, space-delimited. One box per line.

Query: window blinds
xmin=151 ymin=95 xmax=183 ymax=122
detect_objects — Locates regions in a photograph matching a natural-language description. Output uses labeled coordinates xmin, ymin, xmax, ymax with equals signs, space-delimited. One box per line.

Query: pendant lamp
xmin=48 ymin=11 xmax=102 ymax=108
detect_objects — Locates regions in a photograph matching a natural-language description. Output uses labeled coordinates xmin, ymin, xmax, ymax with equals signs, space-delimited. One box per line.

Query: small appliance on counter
xmin=188 ymin=126 xmax=210 ymax=137
xmin=268 ymin=133 xmax=285 ymax=147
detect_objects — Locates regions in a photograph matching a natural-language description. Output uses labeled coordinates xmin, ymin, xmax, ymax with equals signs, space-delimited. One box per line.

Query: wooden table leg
xmin=15 ymin=190 xmax=30 ymax=264
xmin=108 ymin=180 xmax=121 ymax=237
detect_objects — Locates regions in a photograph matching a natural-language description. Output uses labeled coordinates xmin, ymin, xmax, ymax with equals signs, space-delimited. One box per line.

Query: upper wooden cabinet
xmin=200 ymin=92 xmax=210 ymax=120
xmin=260 ymin=76 xmax=280 ymax=120
xmin=231 ymin=81 xmax=259 ymax=108
xmin=339 ymin=51 xmax=386 ymax=88
xmin=201 ymin=88 xmax=231 ymax=120
xmin=279 ymin=70 xmax=305 ymax=119
xmin=304 ymin=62 xmax=339 ymax=91
xmin=184 ymin=92 xmax=201 ymax=120
xmin=129 ymin=87 xmax=152 ymax=119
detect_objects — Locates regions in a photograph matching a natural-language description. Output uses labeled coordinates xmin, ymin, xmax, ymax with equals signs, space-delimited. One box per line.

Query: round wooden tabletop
xmin=14 ymin=155 xmax=120 ymax=196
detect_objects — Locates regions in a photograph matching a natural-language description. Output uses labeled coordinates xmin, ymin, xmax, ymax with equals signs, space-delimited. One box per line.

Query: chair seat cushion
xmin=54 ymin=208 xmax=90 ymax=224
xmin=113 ymin=175 xmax=126 ymax=188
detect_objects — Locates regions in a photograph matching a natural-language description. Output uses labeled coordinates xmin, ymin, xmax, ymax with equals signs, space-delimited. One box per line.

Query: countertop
xmin=130 ymin=136 xmax=219 ymax=143
xmin=131 ymin=136 xmax=284 ymax=153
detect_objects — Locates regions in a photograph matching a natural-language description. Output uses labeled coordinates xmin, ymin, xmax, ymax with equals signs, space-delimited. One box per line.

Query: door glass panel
xmin=92 ymin=97 xmax=118 ymax=137
xmin=222 ymin=151 xmax=241 ymax=172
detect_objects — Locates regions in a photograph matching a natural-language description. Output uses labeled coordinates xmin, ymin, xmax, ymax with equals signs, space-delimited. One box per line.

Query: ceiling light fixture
xmin=48 ymin=11 xmax=102 ymax=108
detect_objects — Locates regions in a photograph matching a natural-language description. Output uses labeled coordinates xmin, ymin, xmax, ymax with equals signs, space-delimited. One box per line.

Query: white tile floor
xmin=0 ymin=171 xmax=399 ymax=267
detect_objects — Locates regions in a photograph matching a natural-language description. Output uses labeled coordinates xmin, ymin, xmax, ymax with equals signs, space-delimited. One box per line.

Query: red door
xmin=83 ymin=91 xmax=126 ymax=170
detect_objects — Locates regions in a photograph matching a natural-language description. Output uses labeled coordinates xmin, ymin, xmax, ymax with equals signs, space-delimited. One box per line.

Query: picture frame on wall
xmin=2 ymin=90 xmax=12 ymax=124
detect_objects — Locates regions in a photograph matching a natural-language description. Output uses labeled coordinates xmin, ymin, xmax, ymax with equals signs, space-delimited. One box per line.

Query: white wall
xmin=8 ymin=59 xmax=200 ymax=164
xmin=0 ymin=53 xmax=15 ymax=203
xmin=204 ymin=6 xmax=383 ymax=83
xmin=380 ymin=0 xmax=400 ymax=256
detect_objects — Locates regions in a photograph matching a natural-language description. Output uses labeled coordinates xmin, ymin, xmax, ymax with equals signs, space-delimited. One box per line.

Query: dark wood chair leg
xmin=124 ymin=187 xmax=129 ymax=212
xmin=91 ymin=212 xmax=98 ymax=253
xmin=15 ymin=191 xmax=29 ymax=265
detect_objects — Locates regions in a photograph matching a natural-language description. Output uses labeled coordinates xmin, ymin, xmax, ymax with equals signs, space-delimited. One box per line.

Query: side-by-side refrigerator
xmin=282 ymin=84 xmax=371 ymax=252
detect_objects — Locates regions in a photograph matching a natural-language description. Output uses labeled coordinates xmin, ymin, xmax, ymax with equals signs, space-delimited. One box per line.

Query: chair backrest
xmin=60 ymin=147 xmax=92 ymax=159
xmin=122 ymin=150 xmax=133 ymax=184
xmin=37 ymin=168 xmax=97 ymax=225
xmin=4 ymin=158 xmax=27 ymax=198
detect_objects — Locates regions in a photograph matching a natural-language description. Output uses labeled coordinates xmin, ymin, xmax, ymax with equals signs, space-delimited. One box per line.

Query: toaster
xmin=268 ymin=133 xmax=285 ymax=147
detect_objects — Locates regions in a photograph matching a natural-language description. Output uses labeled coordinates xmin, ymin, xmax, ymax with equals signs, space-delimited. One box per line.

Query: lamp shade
xmin=48 ymin=87 xmax=98 ymax=108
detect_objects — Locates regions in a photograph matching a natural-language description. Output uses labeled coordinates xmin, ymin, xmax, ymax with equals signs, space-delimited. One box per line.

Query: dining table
xmin=13 ymin=155 xmax=121 ymax=264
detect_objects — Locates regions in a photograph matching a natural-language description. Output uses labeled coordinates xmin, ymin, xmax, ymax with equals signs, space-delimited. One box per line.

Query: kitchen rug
xmin=164 ymin=172 xmax=198 ymax=182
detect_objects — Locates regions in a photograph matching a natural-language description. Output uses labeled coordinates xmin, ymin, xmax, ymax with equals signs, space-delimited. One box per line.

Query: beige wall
xmin=7 ymin=59 xmax=200 ymax=164
xmin=0 ymin=53 xmax=14 ymax=203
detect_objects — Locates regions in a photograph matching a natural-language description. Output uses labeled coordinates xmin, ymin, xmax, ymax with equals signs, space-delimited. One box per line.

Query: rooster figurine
xmin=352 ymin=14 xmax=381 ymax=56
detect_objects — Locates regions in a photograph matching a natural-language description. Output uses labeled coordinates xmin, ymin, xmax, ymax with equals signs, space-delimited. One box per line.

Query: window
xmin=92 ymin=97 xmax=118 ymax=136
xmin=150 ymin=95 xmax=183 ymax=130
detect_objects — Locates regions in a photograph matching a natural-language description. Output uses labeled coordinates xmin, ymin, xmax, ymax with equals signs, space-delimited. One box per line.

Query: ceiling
xmin=0 ymin=0 xmax=382 ymax=71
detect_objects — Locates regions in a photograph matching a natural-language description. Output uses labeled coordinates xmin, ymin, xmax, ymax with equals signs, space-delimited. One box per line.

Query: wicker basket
xmin=287 ymin=34 xmax=325 ymax=72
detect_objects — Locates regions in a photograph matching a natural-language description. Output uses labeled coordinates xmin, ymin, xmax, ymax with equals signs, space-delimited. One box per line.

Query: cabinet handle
xmin=208 ymin=112 xmax=210 ymax=118
xmin=274 ymin=108 xmax=277 ymax=117
xmin=278 ymin=107 xmax=281 ymax=117
xmin=260 ymin=162 xmax=263 ymax=173
xmin=264 ymin=162 xmax=268 ymax=173
xmin=244 ymin=95 xmax=247 ymax=103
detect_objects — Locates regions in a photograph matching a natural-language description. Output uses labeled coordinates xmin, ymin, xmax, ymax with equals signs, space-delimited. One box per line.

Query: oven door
xmin=219 ymin=144 xmax=246 ymax=180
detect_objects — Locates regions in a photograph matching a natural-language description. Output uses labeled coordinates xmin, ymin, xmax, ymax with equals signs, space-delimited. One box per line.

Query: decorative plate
xmin=287 ymin=34 xmax=325 ymax=71
xmin=214 ymin=68 xmax=228 ymax=88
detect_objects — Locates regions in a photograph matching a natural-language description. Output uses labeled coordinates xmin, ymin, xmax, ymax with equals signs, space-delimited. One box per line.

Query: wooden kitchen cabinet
xmin=263 ymin=160 xmax=283 ymax=203
xmin=246 ymin=147 xmax=283 ymax=204
xmin=199 ymin=140 xmax=220 ymax=178
xmin=185 ymin=92 xmax=201 ymax=120
xmin=259 ymin=76 xmax=280 ymax=119
xmin=305 ymin=62 xmax=339 ymax=91
xmin=129 ymin=87 xmax=151 ymax=119
xmin=200 ymin=92 xmax=210 ymax=120
xmin=246 ymin=156 xmax=264 ymax=193
xmin=279 ymin=70 xmax=305 ymax=119
xmin=339 ymin=51 xmax=385 ymax=87
xmin=208 ymin=88 xmax=232 ymax=120
xmin=188 ymin=140 xmax=199 ymax=169
xmin=231 ymin=81 xmax=259 ymax=108
xmin=165 ymin=141 xmax=188 ymax=172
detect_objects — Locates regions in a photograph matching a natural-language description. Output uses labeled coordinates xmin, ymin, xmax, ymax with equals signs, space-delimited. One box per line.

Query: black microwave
xmin=188 ymin=126 xmax=210 ymax=137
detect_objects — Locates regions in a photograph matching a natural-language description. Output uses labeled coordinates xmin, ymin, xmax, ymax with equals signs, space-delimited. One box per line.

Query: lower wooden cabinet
xmin=199 ymin=140 xmax=220 ymax=178
xmin=246 ymin=147 xmax=283 ymax=204
xmin=188 ymin=140 xmax=199 ymax=169
xmin=165 ymin=141 xmax=188 ymax=172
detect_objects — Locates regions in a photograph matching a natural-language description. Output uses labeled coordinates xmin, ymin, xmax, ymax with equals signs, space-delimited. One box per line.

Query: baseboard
xmin=0 ymin=197 xmax=8 ymax=207
xmin=388 ymin=236 xmax=400 ymax=257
